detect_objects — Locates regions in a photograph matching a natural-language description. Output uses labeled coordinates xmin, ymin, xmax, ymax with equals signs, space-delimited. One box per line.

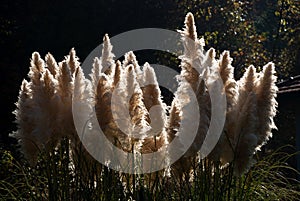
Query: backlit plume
xmin=12 ymin=13 xmax=278 ymax=176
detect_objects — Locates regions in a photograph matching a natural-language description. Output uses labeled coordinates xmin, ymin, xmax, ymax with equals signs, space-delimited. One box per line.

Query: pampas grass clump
xmin=8 ymin=12 xmax=286 ymax=200
xmin=12 ymin=12 xmax=278 ymax=176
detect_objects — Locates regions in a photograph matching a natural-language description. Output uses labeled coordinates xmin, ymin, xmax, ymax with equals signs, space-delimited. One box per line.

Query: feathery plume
xmin=232 ymin=65 xmax=258 ymax=142
xmin=66 ymin=48 xmax=80 ymax=74
xmin=95 ymin=73 xmax=113 ymax=130
xmin=188 ymin=77 xmax=211 ymax=157
xmin=112 ymin=60 xmax=122 ymax=88
xmin=109 ymin=65 xmax=148 ymax=153
xmin=91 ymin=57 xmax=101 ymax=94
xmin=140 ymin=63 xmax=168 ymax=156
xmin=126 ymin=65 xmax=150 ymax=142
xmin=123 ymin=51 xmax=143 ymax=84
xmin=123 ymin=51 xmax=140 ymax=72
xmin=57 ymin=61 xmax=73 ymax=100
xmin=28 ymin=52 xmax=45 ymax=86
xmin=73 ymin=66 xmax=105 ymax=178
xmin=73 ymin=66 xmax=91 ymax=104
xmin=209 ymin=51 xmax=238 ymax=163
xmin=56 ymin=61 xmax=74 ymax=139
xmin=202 ymin=48 xmax=217 ymax=70
xmin=255 ymin=62 xmax=278 ymax=149
xmin=90 ymin=34 xmax=115 ymax=91
xmin=168 ymin=75 xmax=200 ymax=177
xmin=233 ymin=65 xmax=258 ymax=148
xmin=238 ymin=65 xmax=257 ymax=93
xmin=219 ymin=51 xmax=233 ymax=83
xmin=233 ymin=92 xmax=258 ymax=175
xmin=101 ymin=34 xmax=115 ymax=75
xmin=216 ymin=65 xmax=259 ymax=170
xmin=141 ymin=63 xmax=167 ymax=131
xmin=169 ymin=12 xmax=207 ymax=177
xmin=184 ymin=12 xmax=197 ymax=41
xmin=218 ymin=51 xmax=237 ymax=110
xmin=12 ymin=80 xmax=38 ymax=165
xmin=73 ymin=66 xmax=94 ymax=153
xmin=45 ymin=53 xmax=59 ymax=77
xmin=178 ymin=13 xmax=206 ymax=92
xmin=179 ymin=12 xmax=205 ymax=75
xmin=40 ymin=70 xmax=56 ymax=99
xmin=167 ymin=101 xmax=185 ymax=176
xmin=32 ymin=69 xmax=60 ymax=148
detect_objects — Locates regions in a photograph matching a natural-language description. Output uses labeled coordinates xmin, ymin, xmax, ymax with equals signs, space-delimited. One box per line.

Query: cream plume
xmin=14 ymin=67 xmax=60 ymax=165
xmin=189 ymin=77 xmax=211 ymax=157
xmin=28 ymin=52 xmax=45 ymax=86
xmin=207 ymin=51 xmax=238 ymax=164
xmin=91 ymin=57 xmax=101 ymax=93
xmin=183 ymin=12 xmax=197 ymax=41
xmin=40 ymin=70 xmax=56 ymax=99
xmin=209 ymin=51 xmax=237 ymax=163
xmin=202 ymin=48 xmax=217 ymax=70
xmin=57 ymin=61 xmax=73 ymax=100
xmin=112 ymin=60 xmax=122 ymax=88
xmin=233 ymin=65 xmax=258 ymax=147
xmin=255 ymin=62 xmax=278 ymax=149
xmin=218 ymin=51 xmax=237 ymax=110
xmin=233 ymin=65 xmax=257 ymax=134
xmin=219 ymin=51 xmax=233 ymax=83
xmin=45 ymin=53 xmax=59 ymax=77
xmin=66 ymin=48 xmax=80 ymax=74
xmin=73 ymin=66 xmax=93 ymax=141
xmin=101 ymin=34 xmax=115 ymax=75
xmin=123 ymin=51 xmax=143 ymax=84
xmin=123 ymin=51 xmax=140 ymax=72
xmin=110 ymin=65 xmax=130 ymax=149
xmin=96 ymin=69 xmax=126 ymax=148
xmin=234 ymin=66 xmax=257 ymax=134
xmin=12 ymin=79 xmax=38 ymax=165
xmin=32 ymin=69 xmax=60 ymax=148
xmin=167 ymin=101 xmax=185 ymax=176
xmin=90 ymin=34 xmax=115 ymax=92
xmin=73 ymin=66 xmax=101 ymax=174
xmin=95 ymin=73 xmax=113 ymax=130
xmin=125 ymin=65 xmax=150 ymax=141
xmin=110 ymin=65 xmax=149 ymax=152
xmin=56 ymin=60 xmax=74 ymax=140
xmin=238 ymin=65 xmax=257 ymax=92
xmin=219 ymin=65 xmax=259 ymax=173
xmin=141 ymin=63 xmax=167 ymax=130
xmin=179 ymin=12 xmax=198 ymax=56
xmin=179 ymin=12 xmax=205 ymax=78
xmin=168 ymin=75 xmax=200 ymax=177
xmin=73 ymin=66 xmax=92 ymax=104
xmin=140 ymin=63 xmax=168 ymax=155
xmin=169 ymin=12 xmax=207 ymax=177
xmin=233 ymin=92 xmax=258 ymax=175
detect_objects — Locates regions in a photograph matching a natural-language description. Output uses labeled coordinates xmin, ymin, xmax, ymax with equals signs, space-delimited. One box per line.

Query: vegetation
xmin=1 ymin=1 xmax=300 ymax=200
xmin=1 ymin=145 xmax=299 ymax=200
xmin=169 ymin=0 xmax=300 ymax=79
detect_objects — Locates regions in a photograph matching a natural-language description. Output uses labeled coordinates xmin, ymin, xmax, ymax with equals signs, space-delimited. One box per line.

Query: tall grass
xmin=3 ymin=12 xmax=297 ymax=200
xmin=1 ymin=144 xmax=299 ymax=200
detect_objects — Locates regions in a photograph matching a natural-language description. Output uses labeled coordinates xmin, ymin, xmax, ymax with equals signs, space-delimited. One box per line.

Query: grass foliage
xmin=1 ymin=143 xmax=299 ymax=200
